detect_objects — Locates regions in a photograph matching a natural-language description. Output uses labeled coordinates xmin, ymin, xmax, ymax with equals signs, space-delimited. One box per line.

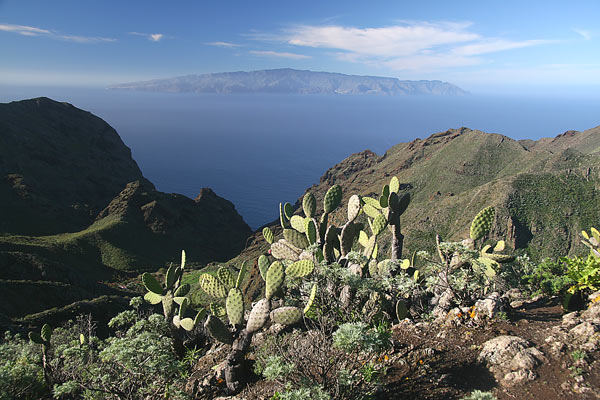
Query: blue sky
xmin=1 ymin=0 xmax=599 ymax=93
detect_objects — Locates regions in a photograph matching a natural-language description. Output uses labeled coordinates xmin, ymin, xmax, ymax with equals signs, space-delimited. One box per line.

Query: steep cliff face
xmin=0 ymin=97 xmax=147 ymax=234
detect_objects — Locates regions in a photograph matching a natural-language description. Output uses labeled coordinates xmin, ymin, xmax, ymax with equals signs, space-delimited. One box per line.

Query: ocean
xmin=2 ymin=86 xmax=600 ymax=229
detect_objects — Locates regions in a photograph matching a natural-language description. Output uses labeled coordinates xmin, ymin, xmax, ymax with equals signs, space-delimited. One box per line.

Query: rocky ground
xmin=187 ymin=290 xmax=600 ymax=400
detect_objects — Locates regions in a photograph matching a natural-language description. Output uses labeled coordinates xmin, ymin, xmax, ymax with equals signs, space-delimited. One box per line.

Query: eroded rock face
xmin=478 ymin=335 xmax=545 ymax=386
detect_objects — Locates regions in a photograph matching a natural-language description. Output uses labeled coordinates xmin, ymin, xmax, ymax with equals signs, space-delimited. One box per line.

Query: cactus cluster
xmin=142 ymin=250 xmax=202 ymax=331
xmin=200 ymin=256 xmax=316 ymax=345
xmin=358 ymin=176 xmax=410 ymax=261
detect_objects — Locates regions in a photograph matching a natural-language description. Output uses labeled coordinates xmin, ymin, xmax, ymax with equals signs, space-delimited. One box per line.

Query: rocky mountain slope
xmin=109 ymin=68 xmax=468 ymax=96
xmin=232 ymin=126 xmax=600 ymax=267
xmin=0 ymin=98 xmax=251 ymax=328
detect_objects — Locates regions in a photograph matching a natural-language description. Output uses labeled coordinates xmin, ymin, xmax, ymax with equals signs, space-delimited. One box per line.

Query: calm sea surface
xmin=2 ymin=86 xmax=600 ymax=229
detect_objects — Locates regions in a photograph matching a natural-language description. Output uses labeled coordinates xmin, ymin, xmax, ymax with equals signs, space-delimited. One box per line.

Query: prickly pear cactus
xmin=347 ymin=195 xmax=361 ymax=222
xmin=263 ymin=227 xmax=274 ymax=244
xmin=323 ymin=184 xmax=342 ymax=213
xmin=305 ymin=219 xmax=317 ymax=244
xmin=470 ymin=206 xmax=495 ymax=241
xmin=247 ymin=298 xmax=271 ymax=333
xmin=205 ymin=315 xmax=233 ymax=345
xmin=303 ymin=192 xmax=317 ymax=218
xmin=142 ymin=272 xmax=163 ymax=295
xmin=270 ymin=241 xmax=301 ymax=261
xmin=285 ymin=259 xmax=315 ymax=278
xmin=303 ymin=283 xmax=318 ymax=316
xmin=226 ymin=288 xmax=244 ymax=326
xmin=372 ymin=214 xmax=388 ymax=236
xmin=284 ymin=228 xmax=309 ymax=249
xmin=396 ymin=300 xmax=408 ymax=321
xmin=265 ymin=261 xmax=284 ymax=300
xmin=199 ymin=274 xmax=227 ymax=299
xmin=258 ymin=255 xmax=270 ymax=281
xmin=390 ymin=176 xmax=400 ymax=194
xmin=290 ymin=215 xmax=307 ymax=233
xmin=270 ymin=307 xmax=303 ymax=325
xmin=217 ymin=267 xmax=236 ymax=290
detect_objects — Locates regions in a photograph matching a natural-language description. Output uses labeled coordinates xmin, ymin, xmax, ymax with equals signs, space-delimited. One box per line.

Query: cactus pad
xmin=340 ymin=222 xmax=358 ymax=256
xmin=205 ymin=315 xmax=233 ymax=345
xmin=481 ymin=252 xmax=515 ymax=263
xmin=210 ymin=303 xmax=226 ymax=317
xmin=226 ymin=288 xmax=244 ymax=326
xmin=285 ymin=259 xmax=315 ymax=278
xmin=142 ymin=272 xmax=163 ymax=295
xmin=304 ymin=283 xmax=318 ymax=315
xmin=379 ymin=194 xmax=389 ymax=208
xmin=199 ymin=274 xmax=227 ymax=299
xmin=470 ymin=206 xmax=495 ymax=240
xmin=358 ymin=230 xmax=369 ymax=247
xmin=246 ymin=298 xmax=270 ymax=333
xmin=165 ymin=264 xmax=178 ymax=289
xmin=270 ymin=241 xmax=300 ymax=261
xmin=303 ymin=192 xmax=317 ymax=218
xmin=396 ymin=300 xmax=408 ymax=320
xmin=40 ymin=324 xmax=52 ymax=342
xmin=347 ymin=194 xmax=361 ymax=222
xmin=178 ymin=297 xmax=189 ymax=318
xmin=263 ymin=227 xmax=274 ymax=244
xmin=493 ymin=240 xmax=506 ymax=252
xmin=258 ymin=255 xmax=270 ymax=280
xmin=279 ymin=202 xmax=290 ymax=229
xmin=290 ymin=215 xmax=307 ymax=233
xmin=363 ymin=235 xmax=376 ymax=259
xmin=217 ymin=267 xmax=236 ymax=289
xmin=270 ymin=307 xmax=303 ymax=325
xmin=368 ymin=259 xmax=379 ymax=277
xmin=478 ymin=257 xmax=500 ymax=278
xmin=305 ymin=219 xmax=317 ymax=244
xmin=390 ymin=176 xmax=400 ymax=193
xmin=236 ymin=260 xmax=249 ymax=288
xmin=174 ymin=283 xmax=191 ymax=297
xmin=144 ymin=291 xmax=163 ymax=305
xmin=284 ymin=202 xmax=294 ymax=220
xmin=362 ymin=196 xmax=382 ymax=209
xmin=266 ymin=261 xmax=285 ymax=300
xmin=179 ymin=317 xmax=195 ymax=332
xmin=284 ymin=228 xmax=309 ymax=249
xmin=323 ymin=184 xmax=342 ymax=213
xmin=29 ymin=331 xmax=45 ymax=345
xmin=363 ymin=203 xmax=381 ymax=219
xmin=372 ymin=214 xmax=388 ymax=236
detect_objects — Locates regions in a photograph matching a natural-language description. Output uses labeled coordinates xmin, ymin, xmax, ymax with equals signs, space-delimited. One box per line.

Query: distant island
xmin=108 ymin=68 xmax=468 ymax=96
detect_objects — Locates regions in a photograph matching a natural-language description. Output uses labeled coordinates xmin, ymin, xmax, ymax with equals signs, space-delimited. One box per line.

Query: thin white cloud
xmin=573 ymin=28 xmax=592 ymax=40
xmin=253 ymin=21 xmax=550 ymax=72
xmin=0 ymin=23 xmax=115 ymax=42
xmin=452 ymin=39 xmax=551 ymax=56
xmin=249 ymin=50 xmax=311 ymax=59
xmin=129 ymin=32 xmax=164 ymax=42
xmin=205 ymin=41 xmax=242 ymax=48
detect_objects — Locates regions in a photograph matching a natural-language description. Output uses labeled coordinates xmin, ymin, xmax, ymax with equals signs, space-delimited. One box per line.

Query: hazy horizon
xmin=2 ymin=1 xmax=600 ymax=96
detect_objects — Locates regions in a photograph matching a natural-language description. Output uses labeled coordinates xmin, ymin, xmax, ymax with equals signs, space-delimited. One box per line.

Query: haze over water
xmin=2 ymin=86 xmax=600 ymax=229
